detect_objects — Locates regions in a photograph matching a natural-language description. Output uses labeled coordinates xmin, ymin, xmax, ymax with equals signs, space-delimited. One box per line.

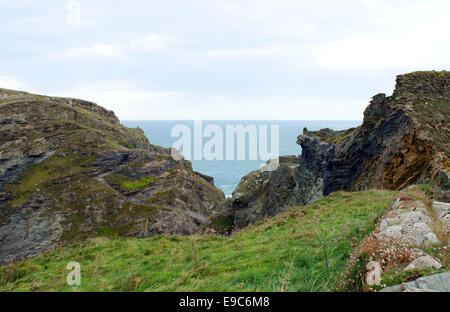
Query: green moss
xmin=98 ymin=226 xmax=119 ymax=238
xmin=106 ymin=139 xmax=122 ymax=150
xmin=119 ymin=176 xmax=155 ymax=191
xmin=8 ymin=196 xmax=27 ymax=209
xmin=104 ymin=172 xmax=155 ymax=192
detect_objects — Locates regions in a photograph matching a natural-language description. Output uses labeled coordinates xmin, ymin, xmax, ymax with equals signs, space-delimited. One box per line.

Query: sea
xmin=123 ymin=121 xmax=361 ymax=197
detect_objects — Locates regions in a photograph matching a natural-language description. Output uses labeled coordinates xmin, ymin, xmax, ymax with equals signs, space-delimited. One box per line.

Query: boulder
xmin=231 ymin=156 xmax=323 ymax=229
xmin=381 ymin=271 xmax=450 ymax=292
xmin=404 ymin=255 xmax=442 ymax=271
xmin=28 ymin=138 xmax=47 ymax=157
xmin=376 ymin=200 xmax=439 ymax=247
xmin=366 ymin=261 xmax=382 ymax=286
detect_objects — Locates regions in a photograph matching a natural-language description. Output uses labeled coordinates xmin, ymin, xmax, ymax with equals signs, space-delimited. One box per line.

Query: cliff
xmin=231 ymin=156 xmax=323 ymax=229
xmin=232 ymin=71 xmax=450 ymax=228
xmin=298 ymin=71 xmax=449 ymax=195
xmin=0 ymin=88 xmax=225 ymax=264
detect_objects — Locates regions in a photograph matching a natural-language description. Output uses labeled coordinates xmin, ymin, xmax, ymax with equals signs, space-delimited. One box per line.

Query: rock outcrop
xmin=381 ymin=271 xmax=450 ymax=292
xmin=298 ymin=71 xmax=450 ymax=195
xmin=232 ymin=71 xmax=449 ymax=228
xmin=0 ymin=88 xmax=225 ymax=264
xmin=232 ymin=156 xmax=323 ymax=229
xmin=376 ymin=196 xmax=439 ymax=247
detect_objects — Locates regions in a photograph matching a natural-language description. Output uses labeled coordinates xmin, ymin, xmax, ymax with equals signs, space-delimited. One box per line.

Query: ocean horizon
xmin=123 ymin=120 xmax=362 ymax=197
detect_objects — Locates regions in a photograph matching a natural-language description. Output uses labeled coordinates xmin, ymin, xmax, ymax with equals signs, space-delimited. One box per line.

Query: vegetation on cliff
xmin=0 ymin=88 xmax=225 ymax=264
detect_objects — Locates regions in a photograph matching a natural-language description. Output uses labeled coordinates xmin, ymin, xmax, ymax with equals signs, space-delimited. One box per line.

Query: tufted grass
xmin=0 ymin=190 xmax=396 ymax=292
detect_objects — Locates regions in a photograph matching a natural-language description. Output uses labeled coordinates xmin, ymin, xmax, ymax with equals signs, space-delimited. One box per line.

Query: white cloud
xmin=64 ymin=43 xmax=123 ymax=59
xmin=126 ymin=34 xmax=177 ymax=53
xmin=2 ymin=1 xmax=450 ymax=121
xmin=57 ymin=80 xmax=366 ymax=121
xmin=205 ymin=44 xmax=284 ymax=58
xmin=58 ymin=81 xmax=183 ymax=120
xmin=185 ymin=95 xmax=367 ymax=121
xmin=0 ymin=76 xmax=26 ymax=90
xmin=61 ymin=33 xmax=177 ymax=60
xmin=316 ymin=0 xmax=450 ymax=69
xmin=316 ymin=33 xmax=449 ymax=69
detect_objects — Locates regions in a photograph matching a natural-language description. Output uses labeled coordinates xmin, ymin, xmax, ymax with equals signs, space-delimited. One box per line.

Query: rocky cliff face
xmin=232 ymin=71 xmax=449 ymax=228
xmin=231 ymin=156 xmax=323 ymax=229
xmin=298 ymin=71 xmax=449 ymax=195
xmin=0 ymin=88 xmax=225 ymax=264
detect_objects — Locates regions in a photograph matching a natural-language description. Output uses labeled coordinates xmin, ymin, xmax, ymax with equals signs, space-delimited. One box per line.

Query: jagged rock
xmin=0 ymin=150 xmax=55 ymax=192
xmin=202 ymin=198 xmax=234 ymax=235
xmin=297 ymin=71 xmax=450 ymax=196
xmin=84 ymin=131 xmax=97 ymax=143
xmin=232 ymin=72 xmax=449 ymax=229
xmin=27 ymin=138 xmax=47 ymax=157
xmin=194 ymin=171 xmax=215 ymax=186
xmin=148 ymin=209 xmax=199 ymax=236
xmin=0 ymin=192 xmax=65 ymax=263
xmin=404 ymin=255 xmax=442 ymax=271
xmin=381 ymin=271 xmax=450 ymax=292
xmin=232 ymin=156 xmax=323 ymax=229
xmin=435 ymin=170 xmax=450 ymax=191
xmin=92 ymin=151 xmax=140 ymax=170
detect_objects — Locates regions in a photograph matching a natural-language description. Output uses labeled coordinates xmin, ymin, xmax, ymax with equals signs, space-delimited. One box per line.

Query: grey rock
xmin=92 ymin=151 xmax=139 ymax=170
xmin=0 ymin=150 xmax=54 ymax=192
xmin=194 ymin=171 xmax=215 ymax=186
xmin=404 ymin=255 xmax=442 ymax=271
xmin=375 ymin=199 xmax=439 ymax=247
xmin=381 ymin=271 xmax=450 ymax=292
xmin=0 ymin=193 xmax=65 ymax=264
xmin=0 ymin=88 xmax=227 ymax=264
xmin=432 ymin=201 xmax=450 ymax=233
xmin=232 ymin=156 xmax=323 ymax=229
xmin=297 ymin=71 xmax=450 ymax=195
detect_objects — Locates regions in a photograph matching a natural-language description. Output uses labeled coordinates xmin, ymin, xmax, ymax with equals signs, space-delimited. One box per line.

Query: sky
xmin=1 ymin=0 xmax=449 ymax=120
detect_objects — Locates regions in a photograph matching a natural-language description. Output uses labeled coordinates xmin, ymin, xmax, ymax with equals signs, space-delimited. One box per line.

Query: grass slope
xmin=0 ymin=190 xmax=396 ymax=292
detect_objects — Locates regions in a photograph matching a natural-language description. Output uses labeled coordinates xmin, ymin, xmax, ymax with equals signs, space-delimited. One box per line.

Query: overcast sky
xmin=1 ymin=0 xmax=449 ymax=120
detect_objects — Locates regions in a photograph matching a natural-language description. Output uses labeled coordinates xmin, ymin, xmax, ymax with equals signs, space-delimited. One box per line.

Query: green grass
xmin=0 ymin=190 xmax=396 ymax=292
xmin=119 ymin=176 xmax=155 ymax=191
xmin=104 ymin=173 xmax=155 ymax=192
xmin=106 ymin=138 xmax=122 ymax=150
